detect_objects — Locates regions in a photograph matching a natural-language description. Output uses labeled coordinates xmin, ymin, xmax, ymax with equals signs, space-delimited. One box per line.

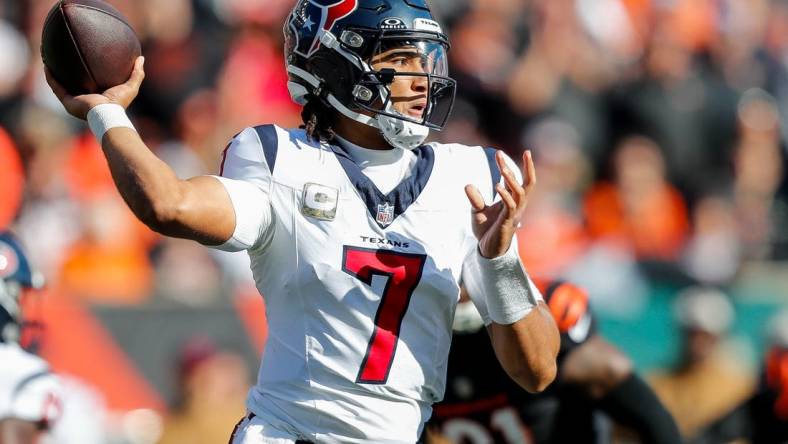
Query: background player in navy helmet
xmin=426 ymin=281 xmax=680 ymax=444
xmin=45 ymin=0 xmax=560 ymax=442
xmin=0 ymin=231 xmax=61 ymax=443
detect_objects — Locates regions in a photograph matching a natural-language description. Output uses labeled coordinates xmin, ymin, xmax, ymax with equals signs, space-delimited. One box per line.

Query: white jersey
xmin=0 ymin=342 xmax=61 ymax=426
xmin=215 ymin=125 xmax=508 ymax=443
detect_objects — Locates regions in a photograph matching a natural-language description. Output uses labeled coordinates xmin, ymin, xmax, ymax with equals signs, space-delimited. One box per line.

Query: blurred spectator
xmin=612 ymin=3 xmax=735 ymax=193
xmin=649 ymin=286 xmax=754 ymax=440
xmin=681 ymin=192 xmax=742 ymax=285
xmin=12 ymin=106 xmax=85 ymax=279
xmin=576 ymin=0 xmax=644 ymax=65
xmin=169 ymin=88 xmax=222 ymax=174
xmin=55 ymin=134 xmax=155 ymax=304
xmin=507 ymin=0 xmax=615 ymax=158
xmin=57 ymin=193 xmax=154 ymax=304
xmin=151 ymin=238 xmax=223 ymax=307
xmin=158 ymin=337 xmax=249 ymax=444
xmin=208 ymin=0 xmax=293 ymax=27
xmin=430 ymin=97 xmax=493 ymax=148
xmin=0 ymin=126 xmax=24 ymax=229
xmin=133 ymin=0 xmax=227 ymax=131
xmin=692 ymin=309 xmax=788 ymax=444
xmin=0 ymin=18 xmax=29 ymax=99
xmin=215 ymin=17 xmax=300 ymax=134
xmin=762 ymin=0 xmax=788 ymax=146
xmin=517 ymin=118 xmax=591 ymax=279
xmin=583 ymin=135 xmax=689 ymax=261
xmin=731 ymin=89 xmax=788 ymax=260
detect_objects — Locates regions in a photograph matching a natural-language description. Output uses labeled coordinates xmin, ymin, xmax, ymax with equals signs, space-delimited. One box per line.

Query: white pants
xmin=230 ymin=414 xmax=305 ymax=444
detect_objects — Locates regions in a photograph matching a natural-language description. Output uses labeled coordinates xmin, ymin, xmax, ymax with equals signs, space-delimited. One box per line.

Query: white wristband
xmin=86 ymin=103 xmax=135 ymax=143
xmin=463 ymin=240 xmax=540 ymax=325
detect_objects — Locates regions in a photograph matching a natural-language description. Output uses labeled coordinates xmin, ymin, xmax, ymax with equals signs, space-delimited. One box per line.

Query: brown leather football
xmin=41 ymin=0 xmax=141 ymax=95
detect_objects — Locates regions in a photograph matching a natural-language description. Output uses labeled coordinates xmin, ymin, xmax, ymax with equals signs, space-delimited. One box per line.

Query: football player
xmin=44 ymin=1 xmax=560 ymax=442
xmin=0 ymin=231 xmax=61 ymax=443
xmin=427 ymin=281 xmax=680 ymax=444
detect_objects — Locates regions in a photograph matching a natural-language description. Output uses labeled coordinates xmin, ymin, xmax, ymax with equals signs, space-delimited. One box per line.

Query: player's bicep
xmin=182 ymin=126 xmax=276 ymax=251
xmin=197 ymin=176 xmax=273 ymax=252
xmin=170 ymin=175 xmax=241 ymax=248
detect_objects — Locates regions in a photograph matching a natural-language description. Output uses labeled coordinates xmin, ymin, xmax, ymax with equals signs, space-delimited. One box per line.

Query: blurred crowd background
xmin=2 ymin=0 xmax=788 ymax=442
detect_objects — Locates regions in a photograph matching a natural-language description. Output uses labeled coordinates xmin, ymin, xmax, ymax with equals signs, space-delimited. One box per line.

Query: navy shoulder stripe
xmin=484 ymin=147 xmax=501 ymax=198
xmin=219 ymin=142 xmax=231 ymax=176
xmin=218 ymin=132 xmax=239 ymax=177
xmin=11 ymin=370 xmax=50 ymax=398
xmin=254 ymin=125 xmax=279 ymax=174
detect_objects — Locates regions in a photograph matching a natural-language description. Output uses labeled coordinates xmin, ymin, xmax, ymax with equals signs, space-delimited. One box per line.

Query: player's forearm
xmin=463 ymin=238 xmax=560 ymax=392
xmin=489 ymin=303 xmax=559 ymax=393
xmin=598 ymin=374 xmax=681 ymax=444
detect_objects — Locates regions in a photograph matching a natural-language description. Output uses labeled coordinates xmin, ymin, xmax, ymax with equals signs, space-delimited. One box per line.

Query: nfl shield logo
xmin=376 ymin=202 xmax=395 ymax=227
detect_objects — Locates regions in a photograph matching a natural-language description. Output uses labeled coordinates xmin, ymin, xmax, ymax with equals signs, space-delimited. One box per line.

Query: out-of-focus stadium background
xmin=2 ymin=0 xmax=788 ymax=442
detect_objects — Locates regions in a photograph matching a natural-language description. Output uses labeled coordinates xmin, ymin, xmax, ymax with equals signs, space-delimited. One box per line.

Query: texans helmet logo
xmin=0 ymin=242 xmax=19 ymax=279
xmin=290 ymin=0 xmax=359 ymax=57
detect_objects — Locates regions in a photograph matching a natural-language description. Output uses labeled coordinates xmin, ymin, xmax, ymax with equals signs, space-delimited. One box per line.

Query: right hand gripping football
xmin=45 ymin=56 xmax=145 ymax=121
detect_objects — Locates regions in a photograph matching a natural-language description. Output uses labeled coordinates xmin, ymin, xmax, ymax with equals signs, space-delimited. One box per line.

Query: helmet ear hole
xmin=308 ymin=49 xmax=362 ymax=107
xmin=376 ymin=69 xmax=396 ymax=85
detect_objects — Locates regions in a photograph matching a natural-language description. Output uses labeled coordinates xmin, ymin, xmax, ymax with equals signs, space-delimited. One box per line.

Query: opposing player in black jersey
xmin=426 ymin=281 xmax=680 ymax=444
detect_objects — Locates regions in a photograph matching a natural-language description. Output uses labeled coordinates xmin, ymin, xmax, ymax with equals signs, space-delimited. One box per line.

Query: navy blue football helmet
xmin=284 ymin=0 xmax=457 ymax=149
xmin=0 ymin=231 xmax=43 ymax=344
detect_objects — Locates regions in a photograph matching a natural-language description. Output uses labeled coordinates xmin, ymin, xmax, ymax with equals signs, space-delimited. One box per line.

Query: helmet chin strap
xmin=325 ymin=86 xmax=429 ymax=150
xmin=376 ymin=112 xmax=430 ymax=150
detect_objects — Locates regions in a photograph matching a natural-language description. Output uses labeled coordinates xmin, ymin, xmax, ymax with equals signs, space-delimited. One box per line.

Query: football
xmin=41 ymin=0 xmax=141 ymax=95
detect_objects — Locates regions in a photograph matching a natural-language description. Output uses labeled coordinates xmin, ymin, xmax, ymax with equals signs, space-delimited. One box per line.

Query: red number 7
xmin=342 ymin=246 xmax=427 ymax=384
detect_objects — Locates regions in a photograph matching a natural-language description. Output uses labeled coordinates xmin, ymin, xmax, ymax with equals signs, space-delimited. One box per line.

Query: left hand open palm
xmin=465 ymin=150 xmax=536 ymax=258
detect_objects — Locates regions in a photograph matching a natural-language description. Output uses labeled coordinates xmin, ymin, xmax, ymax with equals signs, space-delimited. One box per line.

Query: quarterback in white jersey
xmin=214 ymin=125 xmax=543 ymax=442
xmin=45 ymin=0 xmax=560 ymax=442
xmin=0 ymin=232 xmax=61 ymax=443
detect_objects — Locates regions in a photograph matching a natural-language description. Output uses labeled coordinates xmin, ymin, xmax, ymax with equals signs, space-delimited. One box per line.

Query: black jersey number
xmin=342 ymin=246 xmax=427 ymax=384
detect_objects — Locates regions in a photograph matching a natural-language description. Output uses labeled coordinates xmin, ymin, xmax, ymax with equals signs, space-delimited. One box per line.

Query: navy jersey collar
xmin=329 ymin=142 xmax=435 ymax=229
